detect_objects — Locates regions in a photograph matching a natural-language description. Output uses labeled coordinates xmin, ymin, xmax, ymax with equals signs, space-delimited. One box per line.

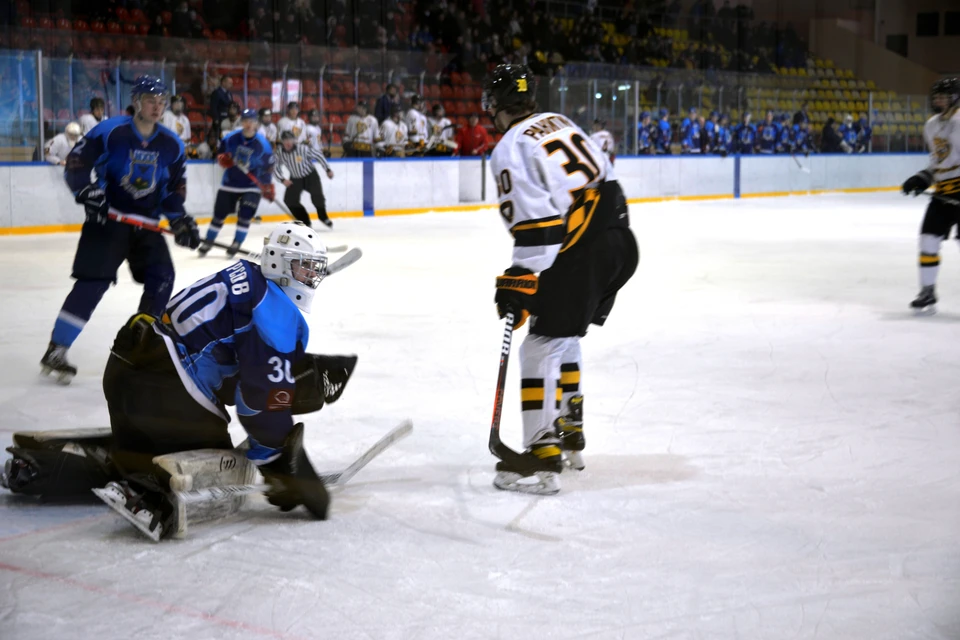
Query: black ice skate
xmin=910 ymin=285 xmax=937 ymax=314
xmin=1 ymin=455 xmax=38 ymax=492
xmin=92 ymin=481 xmax=173 ymax=542
xmin=320 ymin=218 xmax=333 ymax=229
xmin=40 ymin=341 xmax=77 ymax=385
xmin=226 ymin=240 xmax=241 ymax=258
xmin=493 ymin=443 xmax=562 ymax=495
xmin=555 ymin=394 xmax=585 ymax=470
xmin=197 ymin=241 xmax=212 ymax=257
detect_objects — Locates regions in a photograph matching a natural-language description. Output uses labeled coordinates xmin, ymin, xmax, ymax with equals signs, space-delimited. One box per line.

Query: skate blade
xmin=40 ymin=366 xmax=74 ymax=385
xmin=563 ymin=451 xmax=585 ymax=471
xmin=493 ymin=470 xmax=560 ymax=495
xmin=92 ymin=487 xmax=162 ymax=543
xmin=911 ymin=305 xmax=937 ymax=316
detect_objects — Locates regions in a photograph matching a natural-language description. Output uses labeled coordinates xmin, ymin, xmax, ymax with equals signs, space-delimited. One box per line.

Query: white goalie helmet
xmin=260 ymin=222 xmax=328 ymax=313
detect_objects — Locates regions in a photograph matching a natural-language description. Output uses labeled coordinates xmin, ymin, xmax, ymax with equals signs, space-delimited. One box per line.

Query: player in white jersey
xmin=590 ymin=119 xmax=616 ymax=165
xmin=161 ymin=95 xmax=191 ymax=145
xmin=484 ymin=64 xmax=638 ymax=495
xmin=343 ymin=101 xmax=379 ymax=157
xmin=220 ymin=102 xmax=241 ymax=139
xmin=376 ymin=105 xmax=409 ymax=157
xmin=278 ymin=101 xmax=306 ymax=144
xmin=405 ymin=94 xmax=428 ymax=154
xmin=426 ymin=104 xmax=457 ymax=155
xmin=903 ymin=78 xmax=960 ymax=313
xmin=258 ymin=108 xmax=278 ymax=145
xmin=44 ymin=122 xmax=82 ymax=164
xmin=304 ymin=108 xmax=324 ymax=153
xmin=79 ymin=97 xmax=106 ymax=135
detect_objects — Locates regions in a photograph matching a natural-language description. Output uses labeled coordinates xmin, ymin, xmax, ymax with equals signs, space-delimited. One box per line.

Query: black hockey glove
xmin=495 ymin=267 xmax=538 ymax=329
xmin=170 ymin=214 xmax=201 ymax=249
xmin=291 ymin=354 xmax=359 ymax=414
xmin=259 ymin=423 xmax=329 ymax=520
xmin=76 ymin=184 xmax=108 ymax=224
xmin=902 ymin=170 xmax=933 ymax=196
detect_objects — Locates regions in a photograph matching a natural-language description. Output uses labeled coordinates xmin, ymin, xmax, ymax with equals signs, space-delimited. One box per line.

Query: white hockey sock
xmin=920 ymin=233 xmax=943 ymax=288
xmin=519 ymin=334 xmax=577 ymax=448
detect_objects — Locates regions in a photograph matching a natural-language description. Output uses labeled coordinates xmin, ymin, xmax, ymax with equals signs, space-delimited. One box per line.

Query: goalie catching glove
xmin=495 ymin=267 xmax=538 ymax=329
xmin=291 ymin=354 xmax=358 ymax=414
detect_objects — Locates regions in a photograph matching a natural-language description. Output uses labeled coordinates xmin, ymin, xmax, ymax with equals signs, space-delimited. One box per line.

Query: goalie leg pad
xmin=152 ymin=447 xmax=256 ymax=538
xmin=3 ymin=428 xmax=116 ymax=498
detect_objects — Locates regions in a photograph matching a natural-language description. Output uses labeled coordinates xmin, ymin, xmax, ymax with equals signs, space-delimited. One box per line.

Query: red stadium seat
xmin=56 ymin=108 xmax=71 ymax=121
xmin=80 ymin=36 xmax=97 ymax=52
xmin=107 ymin=21 xmax=121 ymax=34
xmin=43 ymin=108 xmax=54 ymax=122
xmin=182 ymin=93 xmax=197 ymax=108
xmin=39 ymin=17 xmax=54 ymax=29
xmin=461 ymin=72 xmax=472 ymax=83
xmin=201 ymin=28 xmax=212 ymax=39
xmin=130 ymin=9 xmax=147 ymax=23
xmin=259 ymin=96 xmax=272 ymax=109
xmin=213 ymin=29 xmax=227 ymax=40
xmin=302 ymin=97 xmax=316 ymax=111
xmin=246 ymin=96 xmax=259 ymax=109
xmin=328 ymin=114 xmax=342 ymax=126
xmin=342 ymin=97 xmax=355 ymax=112
xmin=453 ymin=86 xmax=465 ymax=100
xmin=450 ymin=72 xmax=462 ymax=85
xmin=303 ymin=80 xmax=318 ymax=96
xmin=15 ymin=0 xmax=28 ymax=14
xmin=90 ymin=20 xmax=105 ymax=33
xmin=73 ymin=19 xmax=89 ymax=31
xmin=427 ymin=85 xmax=441 ymax=99
xmin=116 ymin=8 xmax=129 ymax=21
xmin=123 ymin=23 xmax=137 ymax=35
xmin=56 ymin=18 xmax=71 ymax=30
xmin=161 ymin=11 xmax=172 ymax=25
xmin=440 ymin=85 xmax=453 ymax=99
xmin=326 ymin=96 xmax=343 ymax=112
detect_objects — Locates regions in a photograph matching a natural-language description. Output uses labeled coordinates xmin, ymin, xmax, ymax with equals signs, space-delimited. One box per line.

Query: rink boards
xmin=0 ymin=153 xmax=925 ymax=233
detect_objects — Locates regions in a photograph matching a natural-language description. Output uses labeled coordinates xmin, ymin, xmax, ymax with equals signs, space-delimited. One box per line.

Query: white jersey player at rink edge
xmin=484 ymin=63 xmax=639 ymax=495
xmin=903 ymin=77 xmax=960 ymax=314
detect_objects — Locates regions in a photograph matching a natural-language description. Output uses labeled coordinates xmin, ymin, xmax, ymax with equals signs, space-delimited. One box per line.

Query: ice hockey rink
xmin=1 ymin=191 xmax=958 ymax=639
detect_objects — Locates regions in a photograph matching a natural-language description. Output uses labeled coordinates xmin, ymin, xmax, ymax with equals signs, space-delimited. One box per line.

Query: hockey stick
xmin=790 ymin=152 xmax=811 ymax=173
xmin=108 ymin=213 xmax=260 ymax=259
xmin=175 ymin=419 xmax=412 ymax=504
xmin=931 ymin=193 xmax=960 ymax=207
xmin=488 ymin=313 xmax=527 ymax=465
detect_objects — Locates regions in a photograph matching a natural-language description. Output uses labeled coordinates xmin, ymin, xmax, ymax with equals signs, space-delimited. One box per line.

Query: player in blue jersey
xmin=792 ymin=120 xmax=812 ymax=155
xmin=715 ymin=114 xmax=734 ymax=156
xmin=657 ymin=108 xmax=672 ymax=154
xmin=855 ymin=116 xmax=872 ymax=153
xmin=637 ymin=111 xmax=655 ymax=154
xmin=756 ymin=110 xmax=779 ymax=154
xmin=40 ymin=76 xmax=201 ymax=384
xmin=680 ymin=107 xmax=698 ymax=153
xmin=3 ymin=222 xmax=354 ymax=539
xmin=735 ymin=112 xmax=757 ymax=154
xmin=839 ymin=114 xmax=857 ymax=153
xmin=703 ymin=111 xmax=719 ymax=152
xmin=775 ymin=114 xmax=791 ymax=153
xmin=200 ymin=108 xmax=276 ymax=258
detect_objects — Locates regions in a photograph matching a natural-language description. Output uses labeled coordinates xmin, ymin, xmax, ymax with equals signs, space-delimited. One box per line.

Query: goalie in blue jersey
xmin=41 ymin=76 xmax=201 ymax=384
xmin=3 ymin=222 xmax=357 ymax=541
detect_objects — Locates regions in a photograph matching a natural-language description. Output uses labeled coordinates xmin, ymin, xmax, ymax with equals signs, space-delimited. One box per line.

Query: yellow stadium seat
xmin=866 ymin=80 xmax=876 ymax=89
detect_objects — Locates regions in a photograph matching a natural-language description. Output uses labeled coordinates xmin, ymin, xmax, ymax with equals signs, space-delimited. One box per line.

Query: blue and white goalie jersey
xmin=156 ymin=260 xmax=308 ymax=450
xmin=65 ymin=115 xmax=187 ymax=221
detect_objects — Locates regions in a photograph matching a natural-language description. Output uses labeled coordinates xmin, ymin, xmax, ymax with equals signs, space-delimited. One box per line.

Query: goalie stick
xmin=175 ymin=419 xmax=412 ymax=504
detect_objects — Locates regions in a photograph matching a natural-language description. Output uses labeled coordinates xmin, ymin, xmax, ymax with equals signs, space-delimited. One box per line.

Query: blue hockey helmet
xmin=779 ymin=113 xmax=788 ymax=121
xmin=131 ymin=75 xmax=168 ymax=99
xmin=659 ymin=107 xmax=668 ymax=118
xmin=710 ymin=110 xmax=718 ymax=118
xmin=240 ymin=108 xmax=258 ymax=120
xmin=640 ymin=110 xmax=650 ymax=120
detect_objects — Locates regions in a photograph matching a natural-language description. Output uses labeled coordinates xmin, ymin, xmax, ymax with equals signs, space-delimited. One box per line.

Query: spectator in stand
xmin=209 ymin=76 xmax=234 ymax=139
xmin=171 ymin=1 xmax=192 ymax=39
xmin=220 ymin=102 xmax=241 ymax=138
xmin=455 ymin=113 xmax=490 ymax=156
xmin=793 ymin=100 xmax=810 ymax=126
xmin=44 ymin=122 xmax=82 ymax=165
xmin=375 ymin=84 xmax=401 ymax=124
xmin=162 ymin=95 xmax=191 ymax=146
xmin=820 ymin=117 xmax=844 ymax=153
xmin=79 ymin=97 xmax=106 ymax=135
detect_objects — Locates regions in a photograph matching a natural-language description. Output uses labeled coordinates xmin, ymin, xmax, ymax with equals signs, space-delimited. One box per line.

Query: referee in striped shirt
xmin=275 ymin=130 xmax=335 ymax=228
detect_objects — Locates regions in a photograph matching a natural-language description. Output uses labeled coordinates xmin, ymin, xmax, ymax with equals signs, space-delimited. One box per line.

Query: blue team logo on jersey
xmin=235 ymin=145 xmax=255 ymax=173
xmin=121 ymin=149 xmax=159 ymax=199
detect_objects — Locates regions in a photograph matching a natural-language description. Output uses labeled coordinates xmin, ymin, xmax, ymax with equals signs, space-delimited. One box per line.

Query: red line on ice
xmin=0 ymin=560 xmax=309 ymax=640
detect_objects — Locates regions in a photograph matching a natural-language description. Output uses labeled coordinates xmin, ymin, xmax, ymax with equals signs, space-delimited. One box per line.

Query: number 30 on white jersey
xmin=490 ymin=112 xmax=614 ymax=273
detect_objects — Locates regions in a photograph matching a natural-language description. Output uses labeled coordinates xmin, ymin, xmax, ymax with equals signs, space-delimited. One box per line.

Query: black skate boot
xmin=40 ymin=341 xmax=77 ymax=385
xmin=910 ymin=285 xmax=937 ymax=314
xmin=197 ymin=241 xmax=212 ymax=257
xmin=493 ymin=442 xmax=563 ymax=495
xmin=555 ymin=394 xmax=585 ymax=470
xmin=320 ymin=218 xmax=333 ymax=229
xmin=226 ymin=240 xmax=241 ymax=258
xmin=1 ymin=455 xmax=39 ymax=492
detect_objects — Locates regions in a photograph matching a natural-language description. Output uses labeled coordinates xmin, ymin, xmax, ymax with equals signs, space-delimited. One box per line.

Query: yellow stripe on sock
xmin=560 ymin=370 xmax=580 ymax=385
xmin=920 ymin=255 xmax=940 ymax=264
xmin=520 ymin=387 xmax=545 ymax=402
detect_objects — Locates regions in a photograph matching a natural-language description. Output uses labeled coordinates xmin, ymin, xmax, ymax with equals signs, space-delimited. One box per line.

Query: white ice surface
xmin=1 ymin=193 xmax=959 ymax=639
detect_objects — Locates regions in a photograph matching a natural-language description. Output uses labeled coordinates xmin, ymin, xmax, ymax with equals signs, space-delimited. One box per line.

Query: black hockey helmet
xmin=930 ymin=77 xmax=960 ymax=114
xmin=390 ymin=104 xmax=403 ymax=119
xmin=308 ymin=108 xmax=321 ymax=122
xmin=409 ymin=93 xmax=423 ymax=108
xmin=170 ymin=94 xmax=185 ymax=110
xmin=482 ymin=64 xmax=537 ymax=115
xmin=432 ymin=103 xmax=444 ymax=116
xmin=258 ymin=107 xmax=272 ymax=119
xmin=280 ymin=130 xmax=297 ymax=142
